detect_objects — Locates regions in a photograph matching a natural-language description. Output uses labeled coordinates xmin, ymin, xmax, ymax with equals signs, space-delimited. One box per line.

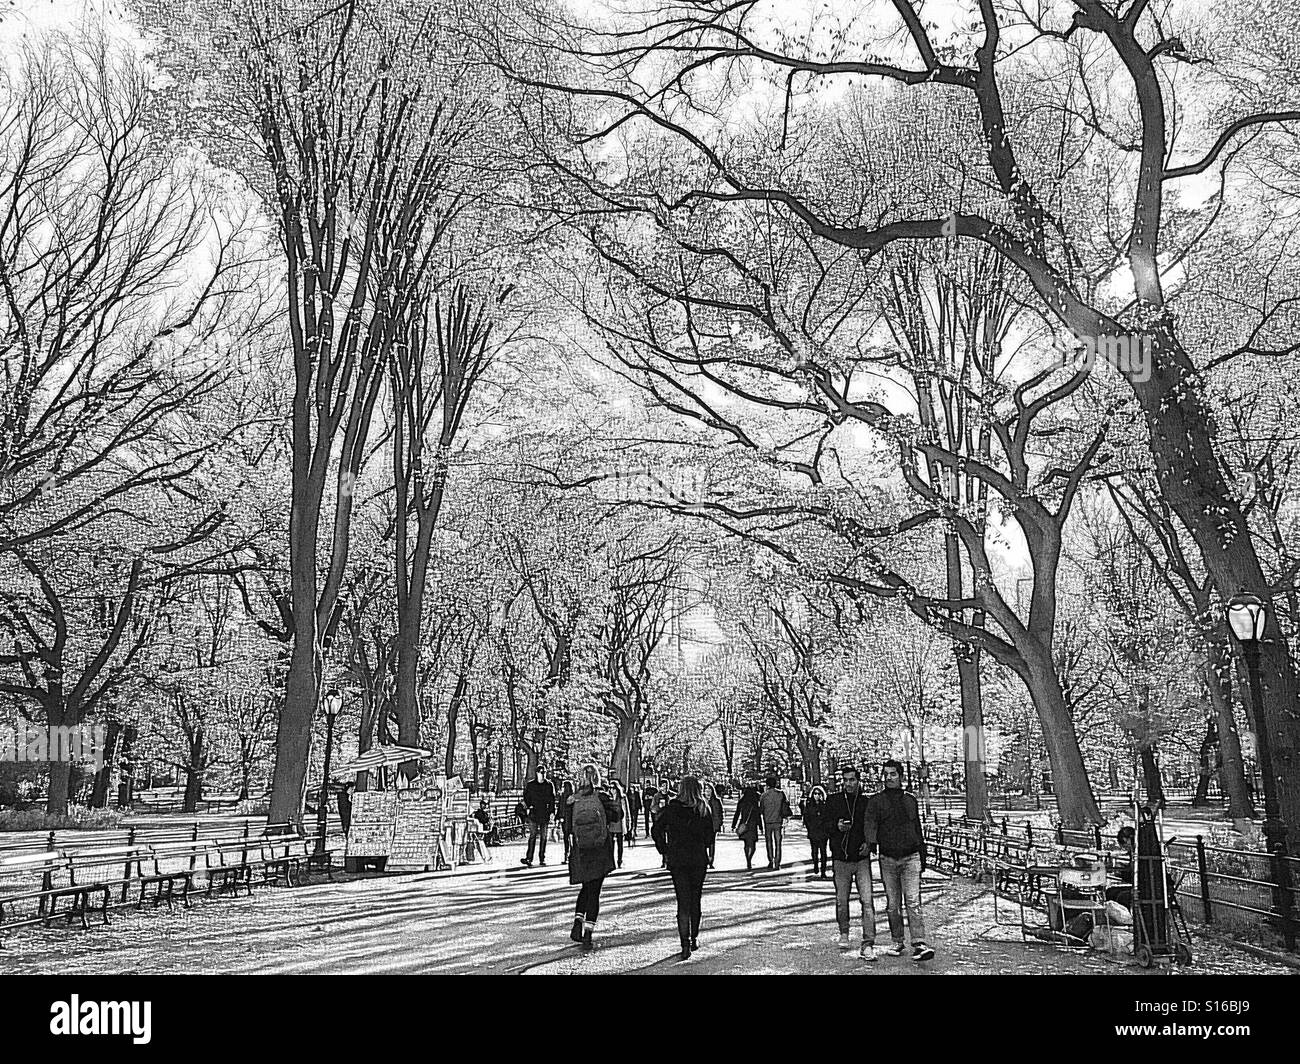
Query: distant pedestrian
xmin=521 ymin=765 xmax=556 ymax=867
xmin=823 ymin=765 xmax=878 ymax=961
xmin=759 ymin=774 xmax=792 ymax=870
xmin=652 ymin=775 xmax=716 ymax=960
xmin=917 ymin=761 xmax=933 ymax=819
xmin=704 ymin=781 xmax=725 ymax=868
xmin=641 ymin=780 xmax=658 ymax=836
xmin=557 ymin=778 xmax=575 ymax=861
xmin=732 ymin=785 xmax=761 ymax=870
xmin=866 ymin=759 xmax=934 ymax=962
xmin=802 ymin=785 xmax=829 ymax=879
xmin=566 ymin=763 xmax=621 ymax=949
xmin=610 ymin=779 xmax=631 ymax=867
xmin=337 ymin=783 xmax=353 ymax=835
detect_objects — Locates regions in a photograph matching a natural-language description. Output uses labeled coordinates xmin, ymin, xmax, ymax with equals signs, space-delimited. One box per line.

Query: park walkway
xmin=2 ymin=835 xmax=1291 ymax=975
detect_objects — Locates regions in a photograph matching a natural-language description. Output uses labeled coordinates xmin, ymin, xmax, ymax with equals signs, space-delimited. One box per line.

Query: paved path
xmin=1 ymin=836 xmax=1292 ymax=974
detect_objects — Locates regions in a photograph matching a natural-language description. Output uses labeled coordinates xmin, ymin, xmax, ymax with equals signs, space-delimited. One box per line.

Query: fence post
xmin=1026 ymin=822 xmax=1034 ymax=850
xmin=1196 ymin=835 xmax=1212 ymax=925
xmin=1094 ymin=825 xmax=1102 ymax=849
xmin=1056 ymin=822 xmax=1064 ymax=846
xmin=1001 ymin=818 xmax=1008 ymax=836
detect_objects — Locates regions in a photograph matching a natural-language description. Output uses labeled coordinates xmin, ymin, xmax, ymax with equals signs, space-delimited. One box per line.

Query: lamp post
xmin=1226 ymin=593 xmax=1295 ymax=949
xmin=316 ymin=690 xmax=342 ymax=856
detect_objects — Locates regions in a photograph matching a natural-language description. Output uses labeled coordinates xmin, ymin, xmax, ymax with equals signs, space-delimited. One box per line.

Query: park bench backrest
xmin=0 ymin=851 xmax=64 ymax=897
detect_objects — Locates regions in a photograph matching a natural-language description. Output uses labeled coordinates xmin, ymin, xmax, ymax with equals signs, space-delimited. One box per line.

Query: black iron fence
xmin=925 ymin=812 xmax=1299 ymax=953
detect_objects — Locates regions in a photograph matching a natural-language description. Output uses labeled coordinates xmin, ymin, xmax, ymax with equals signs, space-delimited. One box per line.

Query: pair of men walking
xmin=822 ymin=760 xmax=934 ymax=963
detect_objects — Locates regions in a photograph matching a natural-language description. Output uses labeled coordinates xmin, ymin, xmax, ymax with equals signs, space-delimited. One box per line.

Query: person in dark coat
xmin=521 ymin=766 xmax=556 ymax=867
xmin=641 ymin=781 xmax=658 ymax=835
xmin=704 ymin=781 xmax=725 ymax=868
xmin=337 ymin=783 xmax=353 ymax=835
xmin=557 ymin=778 xmax=575 ymax=862
xmin=566 ymin=763 xmax=621 ymax=949
xmin=731 ymin=785 xmax=761 ymax=870
xmin=610 ymin=779 xmax=631 ymax=867
xmin=652 ymin=775 xmax=716 ymax=960
xmin=865 ymin=759 xmax=933 ymax=961
xmin=802 ymin=785 xmax=830 ymax=879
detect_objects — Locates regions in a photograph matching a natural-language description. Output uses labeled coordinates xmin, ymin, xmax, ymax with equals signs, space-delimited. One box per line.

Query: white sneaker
xmin=882 ymin=942 xmax=905 ymax=957
xmin=859 ymin=943 xmax=877 ymax=962
xmin=837 ymin=932 xmax=851 ymax=950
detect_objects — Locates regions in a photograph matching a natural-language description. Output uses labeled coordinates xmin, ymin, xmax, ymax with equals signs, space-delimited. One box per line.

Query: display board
xmin=345 ymin=790 xmax=397 ymax=858
xmin=389 ymin=791 xmax=441 ymax=870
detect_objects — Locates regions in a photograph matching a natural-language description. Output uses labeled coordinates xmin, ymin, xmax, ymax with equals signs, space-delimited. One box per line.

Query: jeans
xmin=832 ymin=858 xmax=878 ymax=943
xmin=669 ymin=863 xmax=706 ymax=943
xmin=879 ymin=852 xmax=927 ymax=945
xmin=764 ymin=823 xmax=783 ymax=867
xmin=613 ymin=832 xmax=623 ymax=866
xmin=575 ymin=876 xmax=605 ymax=923
xmin=810 ymin=838 xmax=828 ymax=876
xmin=525 ymin=818 xmax=549 ymax=863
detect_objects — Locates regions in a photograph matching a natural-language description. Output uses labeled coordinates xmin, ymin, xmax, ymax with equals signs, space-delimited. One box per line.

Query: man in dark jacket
xmin=865 ymin=759 xmax=933 ymax=961
xmin=820 ymin=765 xmax=878 ymax=961
xmin=521 ymin=766 xmax=556 ymax=867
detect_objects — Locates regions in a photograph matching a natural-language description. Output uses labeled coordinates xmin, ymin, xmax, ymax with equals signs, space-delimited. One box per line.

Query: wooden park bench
xmin=0 ymin=850 xmax=65 ymax=931
xmin=43 ymin=853 xmax=112 ymax=930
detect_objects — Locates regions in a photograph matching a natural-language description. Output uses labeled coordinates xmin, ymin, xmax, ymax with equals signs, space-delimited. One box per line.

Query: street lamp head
xmin=1226 ymin=593 xmax=1267 ymax=643
xmin=323 ymin=690 xmax=343 ymax=718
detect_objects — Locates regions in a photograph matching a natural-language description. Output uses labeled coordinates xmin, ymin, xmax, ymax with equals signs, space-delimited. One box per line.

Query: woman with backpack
xmin=731 ymin=785 xmax=761 ymax=870
xmin=652 ymin=775 xmax=716 ymax=960
xmin=566 ymin=763 xmax=622 ymax=949
xmin=803 ymin=785 xmax=830 ymax=879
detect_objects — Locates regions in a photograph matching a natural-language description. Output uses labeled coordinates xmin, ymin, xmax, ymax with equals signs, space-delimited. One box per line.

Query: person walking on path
xmin=865 ymin=759 xmax=934 ymax=962
xmin=822 ymin=765 xmax=878 ymax=961
xmin=802 ymin=785 xmax=830 ymax=879
xmin=652 ymin=775 xmax=716 ymax=960
xmin=521 ymin=766 xmax=556 ymax=867
xmin=557 ymin=778 xmax=575 ymax=862
xmin=759 ymin=775 xmax=793 ymax=870
xmin=610 ymin=779 xmax=631 ymax=868
xmin=731 ymin=785 xmax=761 ymax=870
xmin=704 ymin=781 xmax=725 ymax=868
xmin=566 ymin=764 xmax=621 ymax=950
xmin=641 ymin=780 xmax=658 ymax=836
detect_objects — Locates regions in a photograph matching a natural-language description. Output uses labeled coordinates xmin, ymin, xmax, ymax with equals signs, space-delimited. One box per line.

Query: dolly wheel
xmin=1135 ymin=944 xmax=1154 ymax=968
xmin=1174 ymin=943 xmax=1193 ymax=966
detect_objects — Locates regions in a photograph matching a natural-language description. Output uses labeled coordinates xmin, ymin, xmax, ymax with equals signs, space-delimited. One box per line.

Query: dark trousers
xmin=644 ymin=807 xmax=653 ymax=835
xmin=810 ymin=838 xmax=828 ymax=875
xmin=563 ymin=830 xmax=572 ymax=862
xmin=575 ymin=876 xmax=606 ymax=923
xmin=707 ymin=837 xmax=717 ymax=866
xmin=669 ymin=863 xmax=707 ymax=943
xmin=614 ymin=832 xmax=623 ymax=866
xmin=525 ymin=818 xmax=549 ymax=863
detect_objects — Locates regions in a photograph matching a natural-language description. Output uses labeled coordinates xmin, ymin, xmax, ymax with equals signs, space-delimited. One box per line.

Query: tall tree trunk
xmin=1213 ymin=646 xmax=1256 ymax=821
xmin=117 ymin=725 xmax=138 ymax=809
xmin=445 ymin=672 xmax=468 ymax=779
xmin=1138 ymin=342 xmax=1300 ymax=849
xmin=1139 ymin=742 xmax=1165 ymax=810
xmin=89 ymin=721 xmax=123 ymax=809
xmin=946 ymin=533 xmax=990 ymax=821
xmin=46 ymin=760 xmax=71 ymax=818
xmin=1193 ymin=718 xmax=1215 ymax=807
xmin=270 ymin=622 xmax=317 ymax=829
xmin=183 ymin=728 xmax=204 ymax=814
xmin=610 ymin=713 xmax=638 ymax=787
xmin=1108 ymin=758 xmax=1120 ymax=790
xmin=1023 ymin=650 xmax=1101 ymax=827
